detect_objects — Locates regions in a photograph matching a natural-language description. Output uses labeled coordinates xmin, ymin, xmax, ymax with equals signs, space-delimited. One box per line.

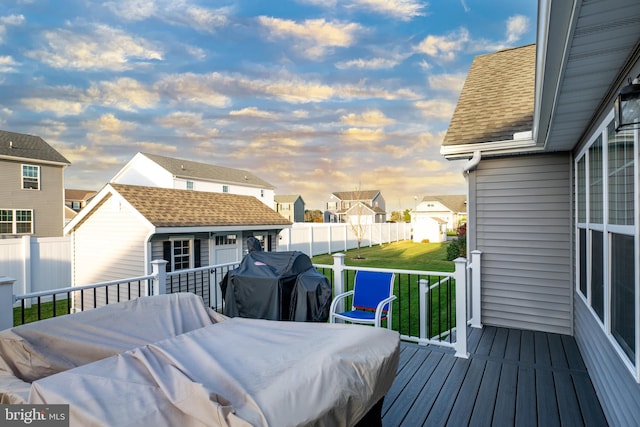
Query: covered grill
xmin=220 ymin=250 xmax=332 ymax=322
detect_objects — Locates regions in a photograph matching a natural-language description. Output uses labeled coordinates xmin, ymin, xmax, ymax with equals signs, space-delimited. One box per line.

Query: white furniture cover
xmin=0 ymin=294 xmax=400 ymax=427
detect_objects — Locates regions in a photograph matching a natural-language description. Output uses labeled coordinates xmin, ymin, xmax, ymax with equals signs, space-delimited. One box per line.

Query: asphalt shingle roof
xmin=142 ymin=153 xmax=275 ymax=189
xmin=332 ymin=190 xmax=380 ymax=201
xmin=274 ymin=195 xmax=302 ymax=203
xmin=110 ymin=184 xmax=291 ymax=228
xmin=0 ymin=130 xmax=70 ymax=164
xmin=443 ymin=44 xmax=536 ymax=147
xmin=421 ymin=195 xmax=467 ymax=213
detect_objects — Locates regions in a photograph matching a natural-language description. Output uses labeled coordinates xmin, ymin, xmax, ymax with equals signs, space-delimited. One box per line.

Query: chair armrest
xmin=374 ymin=295 xmax=397 ymax=327
xmin=329 ymin=290 xmax=355 ymax=319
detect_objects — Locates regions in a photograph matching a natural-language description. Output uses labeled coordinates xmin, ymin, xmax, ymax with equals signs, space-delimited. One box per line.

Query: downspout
xmin=463 ymin=150 xmax=481 ymax=175
xmin=462 ymin=151 xmax=480 ymax=262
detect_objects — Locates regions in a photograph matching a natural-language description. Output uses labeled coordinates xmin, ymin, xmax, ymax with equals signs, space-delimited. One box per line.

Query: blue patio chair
xmin=329 ymin=271 xmax=396 ymax=329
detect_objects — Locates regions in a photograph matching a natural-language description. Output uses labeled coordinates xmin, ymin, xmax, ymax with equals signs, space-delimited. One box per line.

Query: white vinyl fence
xmin=279 ymin=222 xmax=411 ymax=256
xmin=0 ymin=236 xmax=71 ymax=299
xmin=0 ymin=222 xmax=411 ymax=298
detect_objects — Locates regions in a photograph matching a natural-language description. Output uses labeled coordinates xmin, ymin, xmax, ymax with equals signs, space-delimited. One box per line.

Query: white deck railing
xmin=1 ymin=252 xmax=481 ymax=358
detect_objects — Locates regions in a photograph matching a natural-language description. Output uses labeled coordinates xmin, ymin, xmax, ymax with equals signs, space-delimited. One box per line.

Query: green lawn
xmin=14 ymin=298 xmax=71 ymax=326
xmin=311 ymin=240 xmax=454 ymax=272
xmin=313 ymin=241 xmax=457 ymax=339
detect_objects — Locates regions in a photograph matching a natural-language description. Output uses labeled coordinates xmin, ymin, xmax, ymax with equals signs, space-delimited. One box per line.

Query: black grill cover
xmin=220 ymin=251 xmax=332 ymax=322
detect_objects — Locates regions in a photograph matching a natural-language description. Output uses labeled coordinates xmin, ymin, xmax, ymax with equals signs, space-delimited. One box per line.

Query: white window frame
xmin=21 ymin=164 xmax=40 ymax=190
xmin=170 ymin=237 xmax=193 ymax=271
xmin=0 ymin=209 xmax=33 ymax=234
xmin=574 ymin=109 xmax=640 ymax=381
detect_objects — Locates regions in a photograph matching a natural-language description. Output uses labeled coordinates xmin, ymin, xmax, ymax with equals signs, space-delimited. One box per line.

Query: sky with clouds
xmin=0 ymin=0 xmax=537 ymax=211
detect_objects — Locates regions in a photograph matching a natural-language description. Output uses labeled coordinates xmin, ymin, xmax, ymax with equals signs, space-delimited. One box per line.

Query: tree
xmin=403 ymin=209 xmax=411 ymax=222
xmin=346 ymin=186 xmax=369 ymax=260
xmin=389 ymin=211 xmax=402 ymax=222
xmin=304 ymin=209 xmax=324 ymax=222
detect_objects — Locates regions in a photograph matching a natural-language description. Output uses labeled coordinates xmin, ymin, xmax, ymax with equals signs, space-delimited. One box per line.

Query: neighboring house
xmin=65 ymin=189 xmax=97 ymax=212
xmin=64 ymin=206 xmax=77 ymax=225
xmin=0 ymin=130 xmax=71 ymax=238
xmin=326 ymin=190 xmax=387 ymax=223
xmin=111 ymin=152 xmax=276 ymax=208
xmin=411 ymin=195 xmax=466 ymax=243
xmin=441 ymin=3 xmax=640 ymax=424
xmin=63 ymin=183 xmax=291 ymax=294
xmin=274 ymin=195 xmax=305 ymax=222
xmin=413 ymin=195 xmax=466 ymax=228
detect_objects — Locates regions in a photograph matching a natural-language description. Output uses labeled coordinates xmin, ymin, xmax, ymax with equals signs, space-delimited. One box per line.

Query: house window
xmin=0 ymin=209 xmax=33 ymax=234
xmin=22 ymin=165 xmax=40 ymax=190
xmin=71 ymin=201 xmax=81 ymax=210
xmin=223 ymin=185 xmax=229 ymax=193
xmin=186 ymin=181 xmax=194 ymax=190
xmin=261 ymin=189 xmax=264 ymax=197
xmin=575 ymin=115 xmax=638 ymax=377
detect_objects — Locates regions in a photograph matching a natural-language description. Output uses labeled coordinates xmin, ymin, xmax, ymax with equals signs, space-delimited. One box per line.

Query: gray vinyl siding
xmin=574 ymin=295 xmax=640 ymax=426
xmin=0 ymin=160 xmax=65 ymax=237
xmin=472 ymin=153 xmax=572 ymax=334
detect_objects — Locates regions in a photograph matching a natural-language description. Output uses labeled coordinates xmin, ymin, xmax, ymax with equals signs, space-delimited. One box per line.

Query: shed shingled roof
xmin=110 ymin=184 xmax=290 ymax=228
xmin=274 ymin=195 xmax=303 ymax=203
xmin=442 ymin=44 xmax=536 ymax=147
xmin=141 ymin=153 xmax=275 ymax=189
xmin=0 ymin=130 xmax=70 ymax=164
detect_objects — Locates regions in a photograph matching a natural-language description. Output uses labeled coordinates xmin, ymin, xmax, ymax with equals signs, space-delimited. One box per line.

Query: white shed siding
xmin=472 ymin=153 xmax=572 ymax=334
xmin=574 ymin=296 xmax=640 ymax=427
xmin=71 ymin=195 xmax=151 ymax=290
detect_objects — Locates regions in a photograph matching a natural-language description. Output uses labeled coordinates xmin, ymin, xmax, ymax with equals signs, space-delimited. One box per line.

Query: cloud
xmin=0 ymin=55 xmax=18 ymax=72
xmin=506 ymin=15 xmax=529 ymax=43
xmin=340 ymin=110 xmax=395 ymax=127
xmin=414 ymin=99 xmax=456 ymax=121
xmin=258 ymin=17 xmax=360 ymax=60
xmin=346 ymin=0 xmax=426 ymax=21
xmin=21 ymin=97 xmax=87 ymax=117
xmin=427 ymin=73 xmax=466 ymax=93
xmin=0 ymin=14 xmax=25 ymax=43
xmin=340 ymin=127 xmax=386 ymax=143
xmin=414 ymin=28 xmax=470 ymax=61
xmin=335 ymin=57 xmax=400 ymax=70
xmin=154 ymin=73 xmax=231 ymax=108
xmin=229 ymin=107 xmax=277 ymax=120
xmin=83 ymin=113 xmax=136 ymax=134
xmin=27 ymin=24 xmax=163 ymax=71
xmin=88 ymin=78 xmax=160 ymax=111
xmin=105 ymin=0 xmax=230 ymax=33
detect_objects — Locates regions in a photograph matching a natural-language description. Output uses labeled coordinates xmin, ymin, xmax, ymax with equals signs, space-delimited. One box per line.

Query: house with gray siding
xmin=0 ymin=130 xmax=70 ymax=238
xmin=441 ymin=2 xmax=640 ymax=424
xmin=64 ymin=183 xmax=291 ymax=308
xmin=274 ymin=194 xmax=305 ymax=222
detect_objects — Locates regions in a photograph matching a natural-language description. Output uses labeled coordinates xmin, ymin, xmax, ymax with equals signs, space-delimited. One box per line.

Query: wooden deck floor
xmin=382 ymin=326 xmax=608 ymax=426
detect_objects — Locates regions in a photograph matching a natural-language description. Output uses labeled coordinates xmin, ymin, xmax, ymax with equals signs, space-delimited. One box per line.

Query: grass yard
xmin=14 ymin=298 xmax=71 ymax=326
xmin=311 ymin=240 xmax=454 ymax=272
xmin=313 ymin=240 xmax=457 ymax=340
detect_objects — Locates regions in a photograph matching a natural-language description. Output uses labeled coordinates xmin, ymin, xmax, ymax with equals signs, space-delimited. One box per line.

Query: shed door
xmin=210 ymin=233 xmax=241 ymax=309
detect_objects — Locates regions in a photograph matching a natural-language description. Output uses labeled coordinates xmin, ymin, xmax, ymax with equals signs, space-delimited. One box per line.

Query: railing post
xmin=470 ymin=250 xmax=482 ymax=328
xmin=419 ymin=279 xmax=429 ymax=344
xmin=454 ymin=258 xmax=469 ymax=359
xmin=151 ymin=260 xmax=168 ymax=295
xmin=0 ymin=277 xmax=16 ymax=331
xmin=332 ymin=253 xmax=346 ymax=314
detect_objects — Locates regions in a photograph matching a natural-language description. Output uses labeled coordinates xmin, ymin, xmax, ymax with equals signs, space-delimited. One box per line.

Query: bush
xmin=446 ymin=223 xmax=467 ymax=260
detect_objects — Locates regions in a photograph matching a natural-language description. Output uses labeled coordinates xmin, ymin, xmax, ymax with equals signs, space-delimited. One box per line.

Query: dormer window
xmin=22 ymin=165 xmax=40 ymax=190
